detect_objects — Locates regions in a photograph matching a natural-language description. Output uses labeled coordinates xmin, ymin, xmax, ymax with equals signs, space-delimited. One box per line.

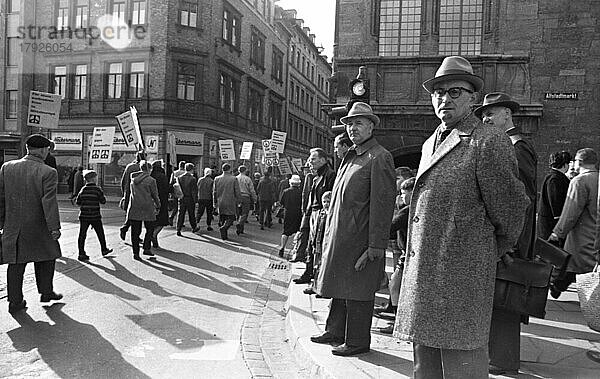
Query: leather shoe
xmin=133 ymin=254 xmax=142 ymax=261
xmin=377 ymin=325 xmax=394 ymax=334
xmin=176 ymin=231 xmax=182 ymax=236
xmin=289 ymin=255 xmax=306 ymax=263
xmin=303 ymin=287 xmax=316 ymax=295
xmin=550 ymin=284 xmax=561 ymax=299
xmin=8 ymin=300 xmax=27 ymax=314
xmin=142 ymin=249 xmax=154 ymax=256
xmin=489 ymin=364 xmax=518 ymax=375
xmin=293 ymin=276 xmax=312 ymax=284
xmin=331 ymin=343 xmax=369 ymax=356
xmin=40 ymin=292 xmax=63 ymax=303
xmin=101 ymin=248 xmax=113 ymax=256
xmin=119 ymin=228 xmax=126 ymax=241
xmin=78 ymin=254 xmax=90 ymax=262
xmin=310 ymin=332 xmax=344 ymax=345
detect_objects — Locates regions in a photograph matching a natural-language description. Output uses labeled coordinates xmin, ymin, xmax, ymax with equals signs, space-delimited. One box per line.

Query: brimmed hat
xmin=82 ymin=169 xmax=97 ymax=180
xmin=422 ymin=56 xmax=484 ymax=93
xmin=289 ymin=175 xmax=301 ymax=185
xmin=25 ymin=134 xmax=52 ymax=148
xmin=473 ymin=92 xmax=520 ymax=118
xmin=340 ymin=102 xmax=380 ymax=128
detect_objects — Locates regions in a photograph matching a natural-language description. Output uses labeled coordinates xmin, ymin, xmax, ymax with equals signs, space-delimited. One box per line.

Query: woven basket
xmin=577 ymin=265 xmax=600 ymax=333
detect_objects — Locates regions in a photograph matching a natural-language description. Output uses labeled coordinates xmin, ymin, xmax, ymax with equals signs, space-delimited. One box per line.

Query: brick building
xmin=330 ymin=0 xmax=600 ymax=177
xmin=0 ymin=0 xmax=332 ymax=194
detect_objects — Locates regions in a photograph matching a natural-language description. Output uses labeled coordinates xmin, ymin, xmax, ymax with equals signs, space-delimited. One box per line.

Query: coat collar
xmin=417 ymin=113 xmax=479 ymax=180
xmin=352 ymin=136 xmax=378 ymax=156
xmin=23 ymin=154 xmax=45 ymax=164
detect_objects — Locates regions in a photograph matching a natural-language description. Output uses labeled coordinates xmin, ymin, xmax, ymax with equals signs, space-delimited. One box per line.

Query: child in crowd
xmin=374 ymin=176 xmax=415 ymax=334
xmin=76 ymin=170 xmax=113 ymax=261
xmin=303 ymin=191 xmax=331 ymax=296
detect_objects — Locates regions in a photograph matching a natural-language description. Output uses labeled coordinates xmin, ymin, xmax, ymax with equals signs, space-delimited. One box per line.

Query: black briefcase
xmin=534 ymin=237 xmax=571 ymax=271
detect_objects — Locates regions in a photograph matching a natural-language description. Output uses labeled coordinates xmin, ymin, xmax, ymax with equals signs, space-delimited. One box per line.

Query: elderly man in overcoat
xmin=393 ymin=56 xmax=529 ymax=378
xmin=313 ymin=102 xmax=396 ymax=356
xmin=0 ymin=134 xmax=63 ymax=313
xmin=213 ymin=163 xmax=241 ymax=240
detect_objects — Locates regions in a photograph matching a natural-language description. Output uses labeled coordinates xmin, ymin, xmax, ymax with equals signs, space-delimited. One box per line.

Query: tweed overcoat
xmin=126 ymin=171 xmax=160 ymax=221
xmin=213 ymin=172 xmax=241 ymax=216
xmin=394 ymin=115 xmax=529 ymax=350
xmin=315 ymin=137 xmax=396 ymax=301
xmin=0 ymin=155 xmax=62 ymax=264
xmin=554 ymin=170 xmax=598 ymax=273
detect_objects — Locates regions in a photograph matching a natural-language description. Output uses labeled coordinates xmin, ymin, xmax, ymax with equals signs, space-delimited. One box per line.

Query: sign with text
xmin=240 ymin=142 xmax=253 ymax=160
xmin=167 ymin=132 xmax=177 ymax=167
xmin=218 ymin=139 xmax=236 ymax=161
xmin=278 ymin=156 xmax=293 ymax=175
xmin=27 ymin=91 xmax=62 ymax=128
xmin=89 ymin=127 xmax=115 ymax=164
xmin=270 ymin=131 xmax=287 ymax=153
xmin=173 ymin=131 xmax=204 ymax=155
xmin=545 ymin=92 xmax=578 ymax=100
xmin=115 ymin=110 xmax=139 ymax=147
xmin=291 ymin=158 xmax=304 ymax=173
xmin=130 ymin=106 xmax=144 ymax=149
xmin=261 ymin=139 xmax=272 ymax=152
xmin=51 ymin=132 xmax=82 ymax=151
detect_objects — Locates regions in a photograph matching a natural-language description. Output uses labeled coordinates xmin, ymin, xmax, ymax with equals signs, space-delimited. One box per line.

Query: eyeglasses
xmin=430 ymin=87 xmax=473 ymax=99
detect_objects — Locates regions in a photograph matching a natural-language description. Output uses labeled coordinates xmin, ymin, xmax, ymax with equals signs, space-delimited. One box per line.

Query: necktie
xmin=435 ymin=129 xmax=452 ymax=151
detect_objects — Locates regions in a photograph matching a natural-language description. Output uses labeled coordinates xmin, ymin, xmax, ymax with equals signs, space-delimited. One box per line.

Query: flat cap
xmin=83 ymin=169 xmax=97 ymax=179
xmin=26 ymin=134 xmax=52 ymax=148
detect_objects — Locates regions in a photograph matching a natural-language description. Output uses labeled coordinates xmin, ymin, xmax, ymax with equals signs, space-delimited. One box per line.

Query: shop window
xmin=73 ymin=64 xmax=88 ymax=100
xmin=180 ymin=0 xmax=198 ymax=27
xmin=177 ymin=62 xmax=196 ymax=100
xmin=107 ymin=62 xmax=123 ymax=99
xmin=129 ymin=61 xmax=145 ymax=98
xmin=5 ymin=90 xmax=17 ymax=119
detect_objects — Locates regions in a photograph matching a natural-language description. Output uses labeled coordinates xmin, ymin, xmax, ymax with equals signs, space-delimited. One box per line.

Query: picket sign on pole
xmin=219 ymin=139 xmax=236 ymax=161
xmin=270 ymin=131 xmax=287 ymax=154
xmin=89 ymin=127 xmax=116 ymax=164
xmin=115 ymin=110 xmax=139 ymax=147
xmin=278 ymin=156 xmax=293 ymax=175
xmin=240 ymin=142 xmax=253 ymax=160
xmin=130 ymin=106 xmax=145 ymax=151
xmin=27 ymin=91 xmax=62 ymax=128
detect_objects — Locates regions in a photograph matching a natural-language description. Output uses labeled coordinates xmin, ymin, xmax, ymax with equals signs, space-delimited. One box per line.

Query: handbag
xmin=534 ymin=237 xmax=571 ymax=271
xmin=577 ymin=264 xmax=600 ymax=332
xmin=493 ymin=257 xmax=553 ymax=318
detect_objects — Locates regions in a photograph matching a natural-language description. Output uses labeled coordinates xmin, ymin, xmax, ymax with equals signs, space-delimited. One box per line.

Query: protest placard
xmin=89 ymin=127 xmax=115 ymax=164
xmin=240 ymin=142 xmax=253 ymax=160
xmin=115 ymin=110 xmax=139 ymax=147
xmin=270 ymin=131 xmax=287 ymax=153
xmin=27 ymin=91 xmax=62 ymax=128
xmin=278 ymin=156 xmax=293 ymax=175
xmin=219 ymin=139 xmax=236 ymax=160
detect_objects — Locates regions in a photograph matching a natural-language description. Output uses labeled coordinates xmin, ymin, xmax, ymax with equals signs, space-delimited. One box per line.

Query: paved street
xmin=0 ymin=201 xmax=297 ymax=378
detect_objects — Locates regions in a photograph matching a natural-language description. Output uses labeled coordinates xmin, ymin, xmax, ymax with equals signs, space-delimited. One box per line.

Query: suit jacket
xmin=178 ymin=172 xmax=198 ymax=203
xmin=213 ymin=172 xmax=241 ymax=216
xmin=394 ymin=115 xmax=529 ymax=350
xmin=0 ymin=154 xmax=62 ymax=264
xmin=538 ymin=169 xmax=570 ymax=239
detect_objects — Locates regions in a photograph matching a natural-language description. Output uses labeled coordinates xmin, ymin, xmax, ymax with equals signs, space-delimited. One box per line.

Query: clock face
xmin=353 ymin=81 xmax=366 ymax=96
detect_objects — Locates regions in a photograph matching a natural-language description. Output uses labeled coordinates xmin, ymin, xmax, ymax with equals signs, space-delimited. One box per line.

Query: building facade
xmin=0 ymin=0 xmax=332 ymax=195
xmin=330 ymin=0 xmax=600 ymax=177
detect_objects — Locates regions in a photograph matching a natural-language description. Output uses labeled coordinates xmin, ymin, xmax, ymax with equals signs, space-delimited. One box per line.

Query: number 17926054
xmin=21 ymin=42 xmax=73 ymax=53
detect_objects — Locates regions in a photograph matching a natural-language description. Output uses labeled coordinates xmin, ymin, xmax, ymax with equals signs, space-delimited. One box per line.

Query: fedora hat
xmin=423 ymin=56 xmax=484 ymax=93
xmin=473 ymin=92 xmax=520 ymax=118
xmin=340 ymin=102 xmax=380 ymax=127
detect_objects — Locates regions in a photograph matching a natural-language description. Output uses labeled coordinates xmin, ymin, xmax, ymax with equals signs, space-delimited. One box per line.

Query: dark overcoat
xmin=394 ymin=115 xmax=529 ymax=350
xmin=538 ymin=169 xmax=570 ymax=240
xmin=0 ymin=155 xmax=62 ymax=264
xmin=151 ymin=167 xmax=170 ymax=227
xmin=315 ymin=137 xmax=396 ymax=301
xmin=213 ymin=172 xmax=241 ymax=216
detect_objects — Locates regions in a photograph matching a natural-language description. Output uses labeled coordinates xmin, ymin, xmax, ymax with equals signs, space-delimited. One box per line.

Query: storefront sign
xmin=240 ymin=142 xmax=253 ymax=160
xmin=270 ymin=131 xmax=287 ymax=154
xmin=545 ymin=93 xmax=578 ymax=100
xmin=173 ymin=131 xmax=204 ymax=155
xmin=89 ymin=127 xmax=115 ymax=164
xmin=27 ymin=91 xmax=62 ymax=128
xmin=145 ymin=135 xmax=158 ymax=153
xmin=88 ymin=134 xmax=157 ymax=152
xmin=209 ymin=140 xmax=218 ymax=157
xmin=278 ymin=156 xmax=292 ymax=175
xmin=219 ymin=139 xmax=236 ymax=161
xmin=51 ymin=132 xmax=83 ymax=151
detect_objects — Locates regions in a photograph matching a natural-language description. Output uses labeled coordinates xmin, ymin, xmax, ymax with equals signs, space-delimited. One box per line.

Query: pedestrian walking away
xmin=119 ymin=152 xmax=146 ymax=240
xmin=150 ymin=160 xmax=170 ymax=248
xmin=394 ymin=56 xmax=529 ymax=378
xmin=168 ymin=161 xmax=187 ymax=226
xmin=277 ymin=174 xmax=303 ymax=257
xmin=75 ymin=170 xmax=113 ymax=261
xmin=176 ymin=163 xmax=199 ymax=235
xmin=235 ymin=165 xmax=257 ymax=235
xmin=0 ymin=134 xmax=64 ymax=314
xmin=256 ymin=170 xmax=277 ymax=229
xmin=538 ymin=151 xmax=572 ymax=240
xmin=196 ymin=168 xmax=215 ymax=231
xmin=213 ymin=163 xmax=241 ymax=240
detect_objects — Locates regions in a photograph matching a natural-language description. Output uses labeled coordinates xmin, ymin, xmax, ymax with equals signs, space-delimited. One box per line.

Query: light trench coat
xmin=394 ymin=115 xmax=529 ymax=350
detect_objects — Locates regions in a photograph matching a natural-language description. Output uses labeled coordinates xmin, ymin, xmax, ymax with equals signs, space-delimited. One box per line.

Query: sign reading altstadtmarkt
xmin=27 ymin=91 xmax=62 ymax=128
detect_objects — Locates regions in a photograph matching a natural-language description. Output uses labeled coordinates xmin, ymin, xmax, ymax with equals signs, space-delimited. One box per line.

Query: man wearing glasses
xmin=393 ymin=56 xmax=529 ymax=378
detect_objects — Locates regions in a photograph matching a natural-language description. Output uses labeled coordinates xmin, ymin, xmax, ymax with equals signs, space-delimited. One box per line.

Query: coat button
xmin=412 ymin=216 xmax=419 ymax=223
xmin=410 ymin=251 xmax=415 ymax=257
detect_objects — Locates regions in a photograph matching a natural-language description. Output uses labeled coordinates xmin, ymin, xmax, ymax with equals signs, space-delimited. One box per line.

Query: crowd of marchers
xmin=1 ymin=55 xmax=598 ymax=379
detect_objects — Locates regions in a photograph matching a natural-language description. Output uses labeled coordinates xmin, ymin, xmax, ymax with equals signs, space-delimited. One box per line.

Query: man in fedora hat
xmin=393 ymin=57 xmax=529 ymax=377
xmin=0 ymin=134 xmax=63 ymax=313
xmin=476 ymin=92 xmax=538 ymax=374
xmin=312 ymin=102 xmax=396 ymax=356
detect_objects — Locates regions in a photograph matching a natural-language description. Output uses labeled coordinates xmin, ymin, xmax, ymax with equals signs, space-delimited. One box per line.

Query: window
xmin=73 ymin=64 xmax=87 ymax=100
xmin=107 ymin=62 xmax=123 ymax=99
xmin=219 ymin=72 xmax=239 ymax=112
xmin=290 ymin=83 xmax=295 ymax=104
xmin=75 ymin=0 xmax=89 ymax=28
xmin=7 ymin=0 xmax=20 ymax=13
xmin=177 ymin=63 xmax=196 ymax=100
xmin=57 ymin=0 xmax=69 ymax=30
xmin=222 ymin=5 xmax=241 ymax=48
xmin=269 ymin=99 xmax=282 ymax=130
xmin=129 ymin=62 xmax=145 ymax=98
xmin=110 ymin=0 xmax=126 ymax=23
xmin=301 ymin=56 xmax=305 ymax=75
xmin=6 ymin=91 xmax=17 ymax=119
xmin=296 ymin=52 xmax=300 ymax=68
xmin=439 ymin=0 xmax=483 ymax=55
xmin=131 ymin=0 xmax=146 ymax=25
xmin=247 ymin=87 xmax=263 ymax=123
xmin=7 ymin=37 xmax=19 ymax=66
xmin=250 ymin=27 xmax=266 ymax=69
xmin=53 ymin=66 xmax=67 ymax=98
xmin=271 ymin=47 xmax=284 ymax=83
xmin=378 ymin=0 xmax=422 ymax=56
xmin=180 ymin=0 xmax=198 ymax=27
